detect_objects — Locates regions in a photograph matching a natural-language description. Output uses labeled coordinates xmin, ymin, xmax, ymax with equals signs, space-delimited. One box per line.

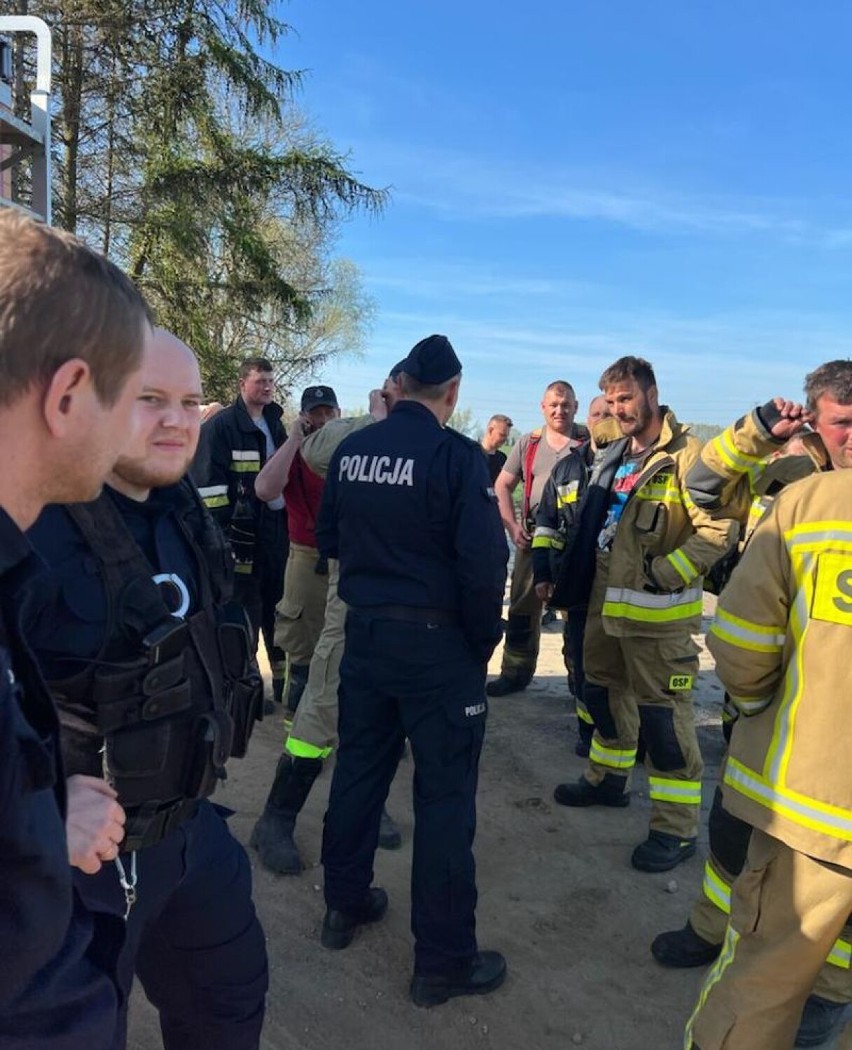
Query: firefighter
xmin=0 ymin=210 xmax=151 ymax=1047
xmin=552 ymin=356 xmax=739 ymax=873
xmin=318 ymin=335 xmax=509 ymax=1007
xmin=532 ymin=394 xmax=615 ymax=757
xmin=192 ymin=357 xmax=288 ymax=700
xmin=487 ymin=381 xmax=589 ymax=696
xmin=251 ymin=369 xmax=405 ymax=875
xmin=22 ymin=331 xmax=268 ymax=1050
xmin=685 ymin=466 xmax=852 ymax=1050
xmin=254 ymin=385 xmax=339 ymax=718
xmin=657 ymin=363 xmax=852 ymax=1047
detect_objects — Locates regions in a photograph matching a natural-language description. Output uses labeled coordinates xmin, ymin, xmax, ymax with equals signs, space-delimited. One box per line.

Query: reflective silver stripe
xmin=725 ymin=758 xmax=852 ymax=838
xmin=702 ymin=861 xmax=731 ymax=915
xmin=197 ymin=484 xmax=228 ymax=498
xmin=710 ymin=607 xmax=786 ymax=652
xmin=604 ymin=585 xmax=702 ymax=610
xmin=231 ymin=450 xmax=260 ymax=460
xmin=648 ymin=777 xmax=702 ymax=805
xmin=589 ymin=739 xmax=636 ymax=770
xmin=827 ymin=938 xmax=852 ymax=969
xmin=728 ymin=693 xmax=773 ymax=716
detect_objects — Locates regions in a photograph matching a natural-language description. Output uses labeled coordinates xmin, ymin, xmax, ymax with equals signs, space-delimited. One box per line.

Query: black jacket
xmin=191 ymin=396 xmax=287 ymax=574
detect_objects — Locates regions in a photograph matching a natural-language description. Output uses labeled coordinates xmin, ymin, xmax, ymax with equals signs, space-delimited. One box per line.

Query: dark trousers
xmin=74 ymin=800 xmax=268 ymax=1050
xmin=236 ymin=512 xmax=287 ymax=675
xmin=322 ymin=611 xmax=487 ymax=975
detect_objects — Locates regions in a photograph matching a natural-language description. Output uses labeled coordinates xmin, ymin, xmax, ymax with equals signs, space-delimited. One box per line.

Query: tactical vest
xmin=48 ymin=481 xmax=262 ymax=851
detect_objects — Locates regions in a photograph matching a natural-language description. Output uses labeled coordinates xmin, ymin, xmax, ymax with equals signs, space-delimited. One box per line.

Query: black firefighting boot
xmin=632 ymin=830 xmax=697 ymax=873
xmin=378 ymin=807 xmax=402 ymax=850
xmin=285 ymin=663 xmax=310 ymax=716
xmin=553 ymin=774 xmax=630 ymax=808
xmin=250 ymin=754 xmax=323 ymax=875
xmin=795 ymin=995 xmax=848 ymax=1047
xmin=651 ymin=922 xmax=721 ymax=968
xmin=486 ymin=673 xmax=532 ymax=697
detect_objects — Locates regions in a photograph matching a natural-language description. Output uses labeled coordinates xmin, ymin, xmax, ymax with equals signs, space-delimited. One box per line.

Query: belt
xmin=352 ymin=604 xmax=459 ymax=627
xmin=122 ymin=799 xmax=199 ymax=852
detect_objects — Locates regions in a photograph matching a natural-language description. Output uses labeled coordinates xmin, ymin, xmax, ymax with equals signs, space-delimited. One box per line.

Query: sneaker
xmin=631 ymin=831 xmax=696 ymax=873
xmin=651 ymin=922 xmax=721 ymax=968
xmin=321 ymin=887 xmax=388 ymax=951
xmin=553 ymin=776 xmax=630 ymax=808
xmin=795 ymin=994 xmax=848 ymax=1047
xmin=486 ymin=675 xmax=530 ymax=697
xmin=410 ymin=950 xmax=507 ymax=1008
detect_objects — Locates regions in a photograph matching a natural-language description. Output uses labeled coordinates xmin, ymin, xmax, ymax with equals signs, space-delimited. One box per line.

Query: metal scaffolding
xmin=0 ymin=16 xmax=52 ymax=223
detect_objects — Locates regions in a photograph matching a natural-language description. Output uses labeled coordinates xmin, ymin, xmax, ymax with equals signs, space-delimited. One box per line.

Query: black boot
xmin=632 ymin=830 xmax=696 ymax=873
xmin=651 ymin=922 xmax=721 ymax=968
xmin=286 ymin=663 xmax=310 ymax=715
xmin=486 ymin=674 xmax=531 ymax=697
xmin=410 ymin=951 xmax=507 ymax=1008
xmin=250 ymin=754 xmax=323 ymax=875
xmin=553 ymin=775 xmax=630 ymax=808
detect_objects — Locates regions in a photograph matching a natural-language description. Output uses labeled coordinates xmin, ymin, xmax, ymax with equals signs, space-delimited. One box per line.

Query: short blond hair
xmin=0 ymin=211 xmax=152 ymax=408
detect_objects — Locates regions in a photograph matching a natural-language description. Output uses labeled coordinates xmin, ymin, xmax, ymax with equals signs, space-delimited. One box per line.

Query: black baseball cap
xmin=301 ymin=385 xmax=339 ymax=412
xmin=401 ymin=334 xmax=461 ymax=384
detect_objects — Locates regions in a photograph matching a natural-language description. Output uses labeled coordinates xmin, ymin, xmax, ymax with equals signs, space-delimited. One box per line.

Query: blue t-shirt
xmin=597 ymin=446 xmax=654 ymax=550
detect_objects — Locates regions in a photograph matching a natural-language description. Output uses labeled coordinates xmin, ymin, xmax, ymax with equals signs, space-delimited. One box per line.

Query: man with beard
xmin=552 ymin=356 xmax=738 ymax=873
xmin=21 ymin=330 xmax=268 ymax=1050
xmin=0 ymin=210 xmax=150 ymax=1048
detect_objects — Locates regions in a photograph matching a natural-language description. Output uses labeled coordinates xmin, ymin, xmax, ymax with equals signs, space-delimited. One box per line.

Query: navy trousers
xmin=74 ymin=799 xmax=268 ymax=1050
xmin=322 ymin=611 xmax=487 ymax=976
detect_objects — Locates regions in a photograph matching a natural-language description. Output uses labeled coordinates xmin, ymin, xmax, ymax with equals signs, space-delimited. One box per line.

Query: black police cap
xmin=401 ymin=334 xmax=461 ymax=385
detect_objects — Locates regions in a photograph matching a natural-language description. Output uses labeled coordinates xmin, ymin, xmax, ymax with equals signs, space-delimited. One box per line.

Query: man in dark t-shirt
xmin=480 ymin=414 xmax=513 ymax=484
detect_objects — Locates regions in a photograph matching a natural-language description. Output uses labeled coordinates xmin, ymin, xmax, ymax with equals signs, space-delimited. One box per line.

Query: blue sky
xmin=279 ymin=0 xmax=852 ymax=432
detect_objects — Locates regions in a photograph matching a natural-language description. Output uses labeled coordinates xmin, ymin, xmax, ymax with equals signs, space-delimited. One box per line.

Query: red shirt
xmin=283 ymin=452 xmax=325 ymax=547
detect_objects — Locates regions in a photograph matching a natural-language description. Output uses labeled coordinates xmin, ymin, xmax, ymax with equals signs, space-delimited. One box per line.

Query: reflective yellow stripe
xmin=285 ymin=736 xmax=333 ymax=760
xmin=231 ymin=461 xmax=260 ymax=473
xmin=702 ymin=861 xmax=731 ymax=915
xmin=576 ymin=700 xmax=594 ymax=725
xmin=684 ymin=924 xmax=741 ymax=1049
xmin=709 ymin=607 xmax=786 ymax=653
xmin=714 ymin=428 xmax=763 ymax=472
xmin=556 ymin=481 xmax=579 ymax=507
xmin=589 ymin=738 xmax=636 ymax=770
xmin=666 ymin=548 xmax=699 ymax=584
xmin=234 ymin=563 xmax=253 ymax=574
xmin=635 ymin=472 xmax=683 ymax=506
xmin=724 ymin=756 xmax=852 ymax=841
xmin=827 ymin=938 xmax=852 ymax=969
xmin=603 ymin=588 xmax=703 ymax=624
xmin=648 ymin=777 xmax=702 ymax=805
xmin=203 ymin=494 xmax=229 ymax=508
xmin=531 ymin=527 xmax=565 ymax=550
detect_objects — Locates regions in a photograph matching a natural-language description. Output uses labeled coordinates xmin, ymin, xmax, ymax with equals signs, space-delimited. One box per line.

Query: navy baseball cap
xmin=301 ymin=385 xmax=339 ymax=412
xmin=401 ymin=334 xmax=461 ymax=384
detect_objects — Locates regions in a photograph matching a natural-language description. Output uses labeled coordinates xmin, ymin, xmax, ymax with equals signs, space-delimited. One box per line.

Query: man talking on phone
xmin=254 ymin=386 xmax=341 ymax=719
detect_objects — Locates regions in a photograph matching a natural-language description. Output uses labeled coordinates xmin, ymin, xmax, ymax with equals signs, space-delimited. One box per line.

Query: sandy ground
xmin=127 ymin=593 xmax=848 ymax=1050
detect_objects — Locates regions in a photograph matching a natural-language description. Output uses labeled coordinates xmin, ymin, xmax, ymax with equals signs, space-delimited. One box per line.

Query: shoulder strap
xmin=522 ymin=430 xmax=542 ymax=521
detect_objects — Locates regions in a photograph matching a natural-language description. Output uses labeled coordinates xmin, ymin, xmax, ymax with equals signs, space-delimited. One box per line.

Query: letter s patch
xmin=812 ymin=551 xmax=852 ymax=627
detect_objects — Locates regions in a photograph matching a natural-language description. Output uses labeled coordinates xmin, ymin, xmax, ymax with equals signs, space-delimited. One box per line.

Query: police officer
xmin=317 ymin=335 xmax=509 ymax=1007
xmin=21 ymin=330 xmax=268 ymax=1049
xmin=0 ymin=211 xmax=151 ymax=1046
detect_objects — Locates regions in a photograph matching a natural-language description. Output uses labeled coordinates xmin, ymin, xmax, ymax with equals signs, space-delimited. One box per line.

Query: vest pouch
xmin=92 ymin=654 xmax=192 ymax=735
xmin=182 ymin=710 xmax=233 ymax=800
xmin=104 ymin=721 xmax=175 ymax=808
xmin=227 ymin=671 xmax=263 ymax=758
xmin=218 ymin=620 xmax=263 ymax=757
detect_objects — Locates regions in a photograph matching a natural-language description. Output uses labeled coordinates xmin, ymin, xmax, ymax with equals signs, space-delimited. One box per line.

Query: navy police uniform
xmin=21 ymin=482 xmax=268 ymax=1050
xmin=0 ymin=506 xmax=120 ymax=1048
xmin=318 ymin=336 xmax=508 ymax=979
